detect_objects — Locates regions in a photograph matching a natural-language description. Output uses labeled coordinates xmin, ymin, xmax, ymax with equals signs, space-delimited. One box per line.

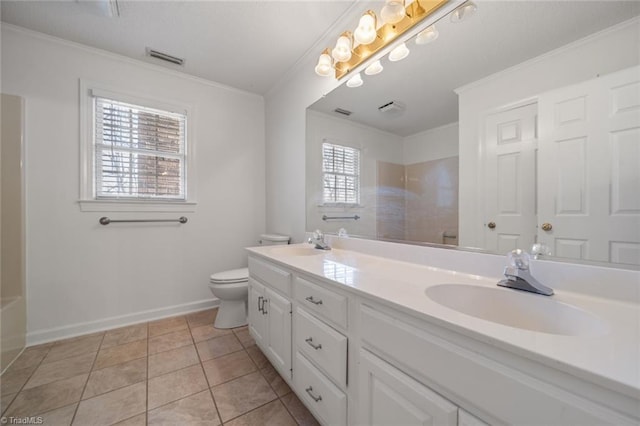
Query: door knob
xmin=487 ymin=222 xmax=496 ymax=229
xmin=541 ymin=223 xmax=553 ymax=231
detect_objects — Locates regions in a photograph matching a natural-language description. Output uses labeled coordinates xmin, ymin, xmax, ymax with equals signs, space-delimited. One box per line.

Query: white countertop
xmin=246 ymin=243 xmax=640 ymax=399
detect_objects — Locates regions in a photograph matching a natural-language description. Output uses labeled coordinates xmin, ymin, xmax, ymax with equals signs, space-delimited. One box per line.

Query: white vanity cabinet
xmin=247 ymin=257 xmax=292 ymax=378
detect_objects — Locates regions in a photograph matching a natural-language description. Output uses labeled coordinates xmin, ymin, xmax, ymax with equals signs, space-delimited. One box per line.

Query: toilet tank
xmin=259 ymin=233 xmax=290 ymax=246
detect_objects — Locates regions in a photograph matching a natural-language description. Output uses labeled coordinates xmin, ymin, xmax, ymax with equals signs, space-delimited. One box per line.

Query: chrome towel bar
xmin=99 ymin=216 xmax=188 ymax=225
xmin=322 ymin=215 xmax=360 ymax=221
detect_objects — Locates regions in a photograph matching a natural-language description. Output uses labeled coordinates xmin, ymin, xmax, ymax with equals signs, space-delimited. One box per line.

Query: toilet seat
xmin=210 ymin=267 xmax=248 ymax=284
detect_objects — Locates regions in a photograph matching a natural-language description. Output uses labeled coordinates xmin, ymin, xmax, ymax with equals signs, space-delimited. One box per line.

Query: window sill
xmin=79 ymin=199 xmax=197 ymax=213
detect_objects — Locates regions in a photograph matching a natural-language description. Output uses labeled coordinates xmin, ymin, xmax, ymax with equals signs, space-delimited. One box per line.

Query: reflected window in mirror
xmin=322 ymin=142 xmax=361 ymax=205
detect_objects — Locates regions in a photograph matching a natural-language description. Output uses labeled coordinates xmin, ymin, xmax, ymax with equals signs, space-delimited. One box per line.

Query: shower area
xmin=1 ymin=93 xmax=26 ymax=372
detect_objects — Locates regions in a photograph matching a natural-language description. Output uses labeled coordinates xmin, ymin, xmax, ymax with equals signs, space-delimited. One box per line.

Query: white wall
xmin=457 ymin=19 xmax=640 ymax=249
xmin=1 ymin=26 xmax=266 ymax=344
xmin=403 ymin=122 xmax=459 ymax=165
xmin=306 ymin=110 xmax=403 ymax=236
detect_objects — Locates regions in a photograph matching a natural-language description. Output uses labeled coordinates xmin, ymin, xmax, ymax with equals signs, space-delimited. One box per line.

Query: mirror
xmin=306 ymin=1 xmax=640 ymax=267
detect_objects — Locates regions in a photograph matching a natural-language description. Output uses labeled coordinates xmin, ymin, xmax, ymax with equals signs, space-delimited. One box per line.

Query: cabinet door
xmin=358 ymin=349 xmax=458 ymax=426
xmin=265 ymin=287 xmax=292 ymax=377
xmin=248 ymin=278 xmax=267 ymax=348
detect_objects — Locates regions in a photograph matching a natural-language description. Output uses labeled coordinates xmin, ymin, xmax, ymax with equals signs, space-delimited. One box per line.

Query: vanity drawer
xmin=294 ymin=351 xmax=347 ymax=426
xmin=248 ymin=256 xmax=291 ymax=296
xmin=295 ymin=307 xmax=347 ymax=388
xmin=295 ymin=276 xmax=347 ymax=329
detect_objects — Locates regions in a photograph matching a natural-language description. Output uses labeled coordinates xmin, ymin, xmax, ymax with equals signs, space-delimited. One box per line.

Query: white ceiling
xmin=310 ymin=1 xmax=640 ymax=136
xmin=0 ymin=0 xmax=356 ymax=94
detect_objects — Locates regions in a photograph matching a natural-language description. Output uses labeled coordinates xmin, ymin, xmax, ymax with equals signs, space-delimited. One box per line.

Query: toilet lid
xmin=210 ymin=267 xmax=249 ymax=284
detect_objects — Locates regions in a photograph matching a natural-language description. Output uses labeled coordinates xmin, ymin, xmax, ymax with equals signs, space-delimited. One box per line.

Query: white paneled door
xmin=538 ymin=66 xmax=640 ymax=265
xmin=483 ymin=102 xmax=538 ymax=255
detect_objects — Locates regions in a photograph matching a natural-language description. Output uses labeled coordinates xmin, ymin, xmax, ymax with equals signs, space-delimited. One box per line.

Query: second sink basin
xmin=426 ymin=284 xmax=608 ymax=337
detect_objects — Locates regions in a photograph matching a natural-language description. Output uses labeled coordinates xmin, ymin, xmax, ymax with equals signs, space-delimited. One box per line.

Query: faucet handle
xmin=507 ymin=249 xmax=530 ymax=271
xmin=313 ymin=229 xmax=324 ymax=241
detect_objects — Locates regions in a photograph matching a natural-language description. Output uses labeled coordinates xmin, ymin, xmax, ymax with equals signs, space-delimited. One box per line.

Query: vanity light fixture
xmin=380 ymin=0 xmax=407 ymax=25
xmin=354 ymin=10 xmax=378 ymax=45
xmin=346 ymin=72 xmax=364 ymax=88
xmin=332 ymin=31 xmax=353 ymax=62
xmin=314 ymin=48 xmax=333 ymax=77
xmin=365 ymin=60 xmax=384 ymax=76
xmin=450 ymin=1 xmax=477 ymax=23
xmin=416 ymin=25 xmax=439 ymax=45
xmin=389 ymin=42 xmax=410 ymax=62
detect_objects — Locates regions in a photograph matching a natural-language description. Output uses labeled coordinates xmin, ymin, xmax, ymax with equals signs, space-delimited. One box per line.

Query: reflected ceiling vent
xmin=378 ymin=101 xmax=405 ymax=113
xmin=146 ymin=48 xmax=185 ymax=66
xmin=334 ymin=108 xmax=353 ymax=116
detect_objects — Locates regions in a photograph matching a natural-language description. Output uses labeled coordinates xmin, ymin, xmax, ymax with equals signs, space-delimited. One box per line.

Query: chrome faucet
xmin=307 ymin=229 xmax=331 ymax=250
xmin=497 ymin=249 xmax=553 ymax=296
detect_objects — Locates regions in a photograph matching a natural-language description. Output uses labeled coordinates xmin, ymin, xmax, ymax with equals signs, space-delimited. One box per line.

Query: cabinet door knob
xmin=305 ymin=296 xmax=323 ymax=305
xmin=305 ymin=386 xmax=323 ymax=402
xmin=541 ymin=222 xmax=553 ymax=231
xmin=305 ymin=337 xmax=322 ymax=350
xmin=487 ymin=221 xmax=496 ymax=229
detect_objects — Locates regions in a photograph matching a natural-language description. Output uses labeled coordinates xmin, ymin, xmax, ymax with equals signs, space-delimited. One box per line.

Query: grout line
xmin=70 ymin=331 xmax=106 ymax=424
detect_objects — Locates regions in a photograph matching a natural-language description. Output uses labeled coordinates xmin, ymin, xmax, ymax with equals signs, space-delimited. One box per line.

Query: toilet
xmin=209 ymin=233 xmax=290 ymax=328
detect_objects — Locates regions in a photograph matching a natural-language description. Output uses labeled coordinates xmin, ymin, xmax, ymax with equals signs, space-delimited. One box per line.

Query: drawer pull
xmin=262 ymin=299 xmax=268 ymax=315
xmin=305 ymin=296 xmax=323 ymax=305
xmin=258 ymin=296 xmax=264 ymax=313
xmin=305 ymin=337 xmax=322 ymax=350
xmin=305 ymin=386 xmax=323 ymax=402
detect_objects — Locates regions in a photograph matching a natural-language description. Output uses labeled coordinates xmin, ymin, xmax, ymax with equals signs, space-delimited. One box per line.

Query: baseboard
xmin=26 ymin=298 xmax=220 ymax=346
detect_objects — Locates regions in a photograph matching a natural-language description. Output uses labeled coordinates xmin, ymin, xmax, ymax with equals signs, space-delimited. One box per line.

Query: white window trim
xmin=79 ymin=80 xmax=197 ymax=212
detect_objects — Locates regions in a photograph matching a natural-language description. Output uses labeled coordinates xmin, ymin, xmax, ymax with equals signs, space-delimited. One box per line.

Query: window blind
xmin=322 ymin=142 xmax=360 ymax=204
xmin=94 ymin=97 xmax=187 ymax=200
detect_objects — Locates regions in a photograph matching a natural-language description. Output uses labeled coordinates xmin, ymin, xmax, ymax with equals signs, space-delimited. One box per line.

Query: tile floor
xmin=1 ymin=308 xmax=320 ymax=426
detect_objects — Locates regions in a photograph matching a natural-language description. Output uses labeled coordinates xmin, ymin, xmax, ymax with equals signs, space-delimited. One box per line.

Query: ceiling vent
xmin=146 ymin=48 xmax=185 ymax=66
xmin=334 ymin=108 xmax=353 ymax=116
xmin=378 ymin=101 xmax=405 ymax=113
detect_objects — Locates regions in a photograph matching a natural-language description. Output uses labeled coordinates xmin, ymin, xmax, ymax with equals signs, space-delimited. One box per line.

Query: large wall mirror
xmin=306 ymin=1 xmax=640 ymax=268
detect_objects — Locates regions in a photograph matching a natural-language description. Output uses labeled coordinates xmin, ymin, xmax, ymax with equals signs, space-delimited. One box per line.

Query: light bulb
xmin=346 ymin=73 xmax=363 ymax=88
xmin=354 ymin=11 xmax=377 ymax=45
xmin=314 ymin=50 xmax=333 ymax=77
xmin=450 ymin=1 xmax=477 ymax=23
xmin=389 ymin=43 xmax=409 ymax=62
xmin=416 ymin=25 xmax=439 ymax=45
xmin=380 ymin=0 xmax=406 ymax=25
xmin=365 ymin=60 xmax=383 ymax=76
xmin=332 ymin=32 xmax=353 ymax=62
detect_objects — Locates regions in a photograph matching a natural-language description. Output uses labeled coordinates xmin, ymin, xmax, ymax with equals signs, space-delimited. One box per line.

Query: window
xmin=322 ymin=142 xmax=360 ymax=205
xmin=80 ymin=83 xmax=196 ymax=212
xmin=94 ymin=97 xmax=186 ymax=200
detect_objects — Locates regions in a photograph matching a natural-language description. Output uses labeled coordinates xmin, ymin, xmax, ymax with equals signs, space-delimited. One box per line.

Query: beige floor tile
xmin=83 ymin=358 xmax=147 ymax=399
xmin=260 ymin=364 xmax=291 ymax=397
xmin=1 ymin=366 xmax=35 ymax=395
xmin=211 ymin=371 xmax=277 ymax=422
xmin=147 ymin=364 xmax=208 ymax=410
xmin=232 ymin=326 xmax=255 ymax=348
xmin=148 ymin=344 xmax=199 ymax=379
xmin=245 ymin=345 xmax=269 ymax=369
xmin=74 ymin=381 xmax=146 ymax=425
xmin=43 ymin=334 xmax=103 ymax=364
xmin=186 ymin=309 xmax=218 ymax=328
xmin=202 ymin=350 xmax=256 ymax=386
xmin=1 ymin=393 xmax=16 ymax=415
xmin=94 ymin=339 xmax=147 ymax=370
xmin=24 ymin=352 xmax=96 ymax=390
xmin=280 ymin=392 xmax=321 ymax=426
xmin=102 ymin=323 xmax=148 ymax=349
xmin=5 ymin=374 xmax=88 ymax=417
xmin=7 ymin=345 xmax=51 ymax=371
xmin=40 ymin=403 xmax=77 ymax=426
xmin=113 ymin=413 xmax=146 ymax=426
xmin=149 ymin=316 xmax=188 ymax=337
xmin=147 ymin=390 xmax=220 ymax=426
xmin=189 ymin=324 xmax=232 ymax=343
xmin=195 ymin=334 xmax=242 ymax=362
xmin=225 ymin=400 xmax=297 ymax=426
xmin=148 ymin=329 xmax=193 ymax=355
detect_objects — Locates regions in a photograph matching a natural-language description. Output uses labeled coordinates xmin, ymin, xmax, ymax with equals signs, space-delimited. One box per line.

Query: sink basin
xmin=280 ymin=246 xmax=324 ymax=256
xmin=426 ymin=284 xmax=608 ymax=336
